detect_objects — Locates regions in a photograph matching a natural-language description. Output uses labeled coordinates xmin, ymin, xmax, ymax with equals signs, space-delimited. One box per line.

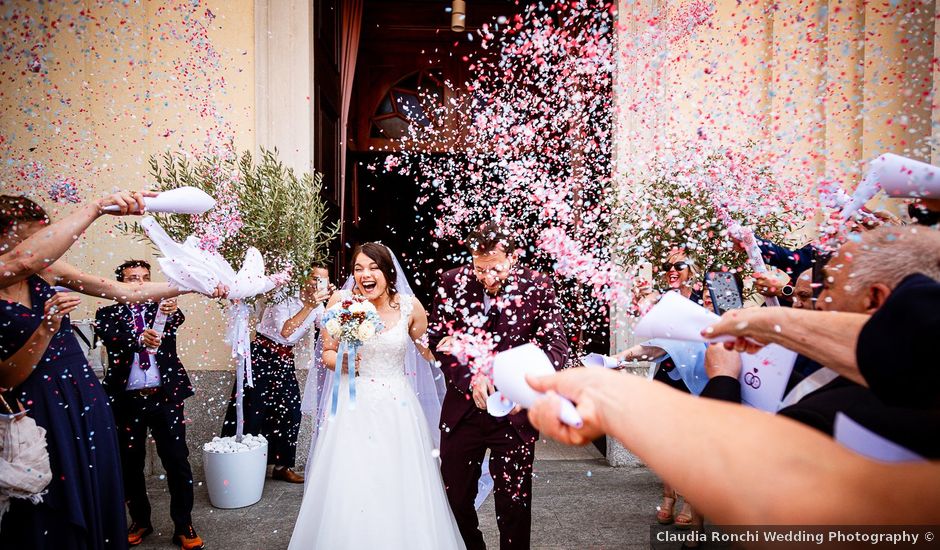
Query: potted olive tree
xmin=130 ymin=146 xmax=337 ymax=508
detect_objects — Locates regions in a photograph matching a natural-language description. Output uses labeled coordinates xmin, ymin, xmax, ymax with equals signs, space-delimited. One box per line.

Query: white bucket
xmin=203 ymin=441 xmax=268 ymax=509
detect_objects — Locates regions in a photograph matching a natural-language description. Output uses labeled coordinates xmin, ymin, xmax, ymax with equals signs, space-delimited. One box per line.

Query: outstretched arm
xmin=43 ymin=260 xmax=227 ymax=304
xmin=281 ymin=286 xmax=330 ymax=342
xmin=703 ymin=306 xmax=867 ymax=385
xmin=526 ymin=368 xmax=940 ymax=525
xmin=45 ymin=260 xmax=186 ymax=303
xmin=0 ymin=191 xmax=152 ymax=289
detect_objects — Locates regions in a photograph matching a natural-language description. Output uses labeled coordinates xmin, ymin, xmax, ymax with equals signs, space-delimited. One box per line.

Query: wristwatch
xmin=780 ymin=284 xmax=794 ymax=297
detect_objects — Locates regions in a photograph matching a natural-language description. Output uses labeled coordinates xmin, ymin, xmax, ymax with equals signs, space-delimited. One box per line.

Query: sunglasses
xmin=661 ymin=261 xmax=689 ymax=272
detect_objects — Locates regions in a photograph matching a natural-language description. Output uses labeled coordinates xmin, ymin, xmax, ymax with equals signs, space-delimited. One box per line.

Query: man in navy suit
xmin=429 ymin=222 xmax=568 ymax=550
xmin=95 ymin=260 xmax=204 ymax=550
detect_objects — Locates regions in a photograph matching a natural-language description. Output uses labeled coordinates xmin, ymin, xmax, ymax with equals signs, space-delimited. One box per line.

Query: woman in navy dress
xmin=0 ymin=276 xmax=127 ymax=549
xmin=0 ymin=195 xmax=226 ymax=548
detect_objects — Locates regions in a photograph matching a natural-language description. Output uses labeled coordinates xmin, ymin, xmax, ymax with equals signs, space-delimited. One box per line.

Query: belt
xmin=255 ymin=334 xmax=294 ymax=359
xmin=131 ymin=387 xmax=161 ymax=397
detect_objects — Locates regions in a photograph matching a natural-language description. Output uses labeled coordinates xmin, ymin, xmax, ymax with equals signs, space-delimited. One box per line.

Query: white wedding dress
xmin=288 ymin=295 xmax=466 ymax=550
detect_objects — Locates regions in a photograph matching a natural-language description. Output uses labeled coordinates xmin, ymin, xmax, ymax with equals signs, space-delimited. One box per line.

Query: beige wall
xmin=614 ymin=0 xmax=935 ymax=178
xmin=611 ymin=0 xmax=937 ymax=352
xmin=0 ymin=1 xmax=255 ymax=370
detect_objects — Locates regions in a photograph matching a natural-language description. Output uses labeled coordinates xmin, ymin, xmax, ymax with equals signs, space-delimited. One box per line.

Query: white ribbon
xmin=225 ymin=301 xmax=255 ymax=387
xmin=141 ymin=216 xmax=282 ymax=440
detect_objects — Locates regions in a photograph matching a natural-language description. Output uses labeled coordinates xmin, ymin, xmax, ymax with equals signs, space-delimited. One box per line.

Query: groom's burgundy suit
xmin=429 ymin=265 xmax=568 ymax=550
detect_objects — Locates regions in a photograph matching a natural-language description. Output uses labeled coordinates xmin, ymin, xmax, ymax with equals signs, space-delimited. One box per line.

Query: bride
xmin=288 ymin=243 xmax=466 ymax=550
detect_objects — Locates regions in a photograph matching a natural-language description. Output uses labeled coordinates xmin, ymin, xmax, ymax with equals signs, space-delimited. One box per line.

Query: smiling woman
xmin=351 ymin=242 xmax=399 ymax=303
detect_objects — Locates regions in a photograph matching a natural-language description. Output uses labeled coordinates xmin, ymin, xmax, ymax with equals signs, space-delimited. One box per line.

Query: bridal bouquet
xmin=323 ymin=296 xmax=385 ymax=415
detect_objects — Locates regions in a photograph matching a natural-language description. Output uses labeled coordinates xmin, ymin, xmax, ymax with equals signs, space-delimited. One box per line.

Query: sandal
xmin=656 ymin=491 xmax=677 ymax=524
xmin=675 ymin=501 xmax=694 ymax=529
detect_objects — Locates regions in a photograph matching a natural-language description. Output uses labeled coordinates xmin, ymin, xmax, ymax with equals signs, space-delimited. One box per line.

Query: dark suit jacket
xmin=701 ymin=374 xmax=940 ymax=458
xmin=856 ymin=273 xmax=940 ymax=409
xmin=428 ymin=265 xmax=569 ymax=442
xmin=95 ymin=302 xmax=194 ymax=404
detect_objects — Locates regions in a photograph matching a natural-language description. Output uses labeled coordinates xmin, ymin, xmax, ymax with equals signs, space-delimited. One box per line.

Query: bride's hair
xmin=350 ymin=242 xmax=399 ymax=304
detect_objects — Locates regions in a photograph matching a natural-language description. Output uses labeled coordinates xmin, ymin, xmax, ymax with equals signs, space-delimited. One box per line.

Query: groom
xmin=429 ymin=221 xmax=568 ymax=550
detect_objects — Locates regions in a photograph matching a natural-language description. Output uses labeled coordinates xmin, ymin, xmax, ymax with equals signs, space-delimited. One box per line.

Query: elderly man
xmin=706 ymin=226 xmax=940 ymax=379
xmin=701 ymin=226 xmax=940 ymax=455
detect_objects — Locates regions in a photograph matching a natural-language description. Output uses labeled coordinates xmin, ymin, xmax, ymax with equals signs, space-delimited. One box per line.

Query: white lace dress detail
xmin=288 ymin=294 xmax=465 ymax=550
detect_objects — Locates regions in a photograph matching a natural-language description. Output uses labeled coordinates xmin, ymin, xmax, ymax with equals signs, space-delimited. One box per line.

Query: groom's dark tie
xmin=483 ymin=293 xmax=500 ymax=332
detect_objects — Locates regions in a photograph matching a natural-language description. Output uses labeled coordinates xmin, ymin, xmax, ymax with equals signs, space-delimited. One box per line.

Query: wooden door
xmin=314 ymin=0 xmax=344 ymax=271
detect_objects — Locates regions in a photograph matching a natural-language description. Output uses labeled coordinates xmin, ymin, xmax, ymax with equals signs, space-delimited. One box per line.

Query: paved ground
xmin=138 ymin=439 xmax=668 ymax=549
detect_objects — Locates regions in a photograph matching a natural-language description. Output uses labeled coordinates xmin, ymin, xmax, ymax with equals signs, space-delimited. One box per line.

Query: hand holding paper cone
xmin=633 ymin=292 xmax=737 ymax=343
xmin=842 ymin=153 xmax=940 ymax=220
xmin=102 ymin=186 xmax=216 ymax=214
xmin=491 ymin=344 xmax=583 ymax=427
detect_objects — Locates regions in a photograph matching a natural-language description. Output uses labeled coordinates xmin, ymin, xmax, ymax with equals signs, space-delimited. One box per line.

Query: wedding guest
xmin=95 ymin=261 xmax=203 ymax=549
xmin=707 ymin=225 xmax=940 ymax=405
xmin=528 ymin=254 xmax=940 ymax=521
xmin=221 ymin=267 xmax=331 ymax=483
xmin=634 ymin=249 xmax=704 ymax=311
xmin=0 ymin=191 xmax=153 ymax=288
xmin=853 ymin=271 xmax=939 ymax=407
xmin=525 ymin=366 xmax=940 ymax=525
xmin=702 ymin=344 xmax=940 ymax=458
xmin=0 ymin=196 xmax=224 ymax=549
xmin=747 ymin=209 xmax=897 ymax=302
xmin=790 ymin=269 xmax=815 ymax=310
xmin=627 ymin=249 xmax=705 ymax=532
xmin=430 ymin=221 xmax=567 ymax=550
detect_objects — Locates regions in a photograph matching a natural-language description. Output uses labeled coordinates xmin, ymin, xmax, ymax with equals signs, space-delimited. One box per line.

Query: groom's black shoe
xmin=272 ymin=466 xmax=305 ymax=483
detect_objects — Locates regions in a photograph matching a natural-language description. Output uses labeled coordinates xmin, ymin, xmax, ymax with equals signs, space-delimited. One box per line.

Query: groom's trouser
xmin=441 ymin=409 xmax=535 ymax=550
xmin=221 ymin=335 xmax=302 ymax=467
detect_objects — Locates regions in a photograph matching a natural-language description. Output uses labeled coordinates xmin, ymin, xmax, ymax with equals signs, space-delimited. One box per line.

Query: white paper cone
xmin=874 ymin=153 xmax=940 ymax=199
xmin=491 ymin=344 xmax=583 ymax=428
xmin=486 ymin=391 xmax=515 ymax=417
xmin=141 ymin=217 xmax=221 ymax=295
xmin=633 ymin=292 xmax=734 ymax=343
xmin=227 ymin=248 xmax=277 ymax=300
xmin=103 ymin=186 xmax=216 ymax=214
xmin=581 ymin=353 xmax=619 ymax=369
xmin=843 ymin=153 xmax=940 ymax=220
